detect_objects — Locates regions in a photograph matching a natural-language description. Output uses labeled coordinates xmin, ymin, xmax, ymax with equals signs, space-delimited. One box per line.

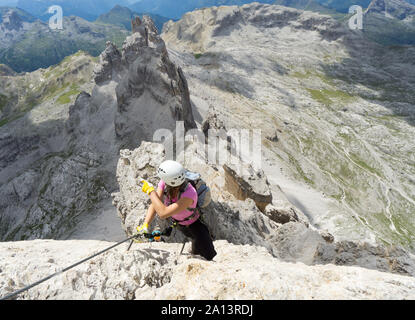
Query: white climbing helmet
xmin=157 ymin=160 xmax=186 ymax=187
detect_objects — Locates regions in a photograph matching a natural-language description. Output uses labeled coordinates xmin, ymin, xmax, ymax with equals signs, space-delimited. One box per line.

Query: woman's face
xmin=167 ymin=185 xmax=180 ymax=197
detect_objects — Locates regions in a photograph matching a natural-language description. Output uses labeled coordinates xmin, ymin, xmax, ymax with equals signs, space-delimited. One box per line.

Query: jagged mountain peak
xmin=162 ymin=3 xmax=349 ymax=56
xmin=0 ymin=15 xmax=195 ymax=242
xmin=92 ymin=15 xmax=196 ymax=139
xmin=1 ymin=1 xmax=415 ymax=301
xmin=366 ymin=0 xmax=415 ymax=18
xmin=1 ymin=8 xmax=23 ymax=30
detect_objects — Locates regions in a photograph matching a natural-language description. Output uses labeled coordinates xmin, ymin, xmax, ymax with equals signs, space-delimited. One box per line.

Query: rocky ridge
xmin=112 ymin=141 xmax=415 ymax=277
xmin=0 ymin=8 xmax=129 ymax=72
xmin=1 ymin=4 xmax=415 ymax=300
xmin=1 ymin=239 xmax=415 ymax=300
xmin=366 ymin=0 xmax=415 ymax=19
xmin=0 ymin=16 xmax=195 ymax=241
xmin=1 ymin=134 xmax=415 ymax=299
xmin=161 ymin=2 xmax=415 ymax=249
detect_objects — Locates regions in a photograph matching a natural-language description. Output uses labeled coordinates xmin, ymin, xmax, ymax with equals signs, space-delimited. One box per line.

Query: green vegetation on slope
xmin=0 ymin=17 xmax=128 ymax=73
xmin=307 ymin=88 xmax=356 ymax=106
xmin=0 ymin=93 xmax=8 ymax=112
xmin=0 ymin=51 xmax=95 ymax=129
xmin=0 ymin=6 xmax=37 ymax=23
xmin=56 ymin=84 xmax=81 ymax=105
xmin=0 ymin=32 xmax=126 ymax=73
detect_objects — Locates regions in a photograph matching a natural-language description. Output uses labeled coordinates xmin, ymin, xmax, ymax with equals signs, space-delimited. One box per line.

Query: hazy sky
xmin=0 ymin=0 xmax=18 ymax=5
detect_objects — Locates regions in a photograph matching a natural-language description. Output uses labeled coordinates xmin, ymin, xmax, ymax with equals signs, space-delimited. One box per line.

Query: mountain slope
xmin=161 ymin=2 xmax=415 ymax=249
xmin=0 ymin=16 xmax=195 ymax=242
xmin=0 ymin=5 xmax=35 ymax=22
xmin=16 ymin=0 xmax=131 ymax=21
xmin=314 ymin=0 xmax=373 ymax=12
xmin=129 ymin=0 xmax=276 ymax=19
xmin=0 ymin=8 xmax=129 ymax=72
xmin=0 ymin=50 xmax=96 ymax=125
xmin=1 ymin=239 xmax=415 ymax=299
xmin=273 ymin=0 xmax=415 ymax=45
xmin=363 ymin=0 xmax=415 ymax=45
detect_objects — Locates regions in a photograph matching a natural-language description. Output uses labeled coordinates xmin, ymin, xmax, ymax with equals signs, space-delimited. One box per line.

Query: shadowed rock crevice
xmin=223 ymin=164 xmax=272 ymax=213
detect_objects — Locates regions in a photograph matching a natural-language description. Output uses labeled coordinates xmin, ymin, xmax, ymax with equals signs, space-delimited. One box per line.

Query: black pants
xmin=178 ymin=219 xmax=217 ymax=261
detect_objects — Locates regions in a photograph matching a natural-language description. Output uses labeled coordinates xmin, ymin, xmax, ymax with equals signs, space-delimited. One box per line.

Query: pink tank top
xmin=157 ymin=180 xmax=199 ymax=226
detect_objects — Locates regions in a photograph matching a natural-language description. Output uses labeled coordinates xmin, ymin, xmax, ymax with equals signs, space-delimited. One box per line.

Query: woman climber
xmin=137 ymin=160 xmax=217 ymax=261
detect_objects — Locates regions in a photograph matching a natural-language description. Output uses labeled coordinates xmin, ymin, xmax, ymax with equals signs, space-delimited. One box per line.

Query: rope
xmin=0 ymin=220 xmax=182 ymax=301
xmin=0 ymin=234 xmax=143 ymax=301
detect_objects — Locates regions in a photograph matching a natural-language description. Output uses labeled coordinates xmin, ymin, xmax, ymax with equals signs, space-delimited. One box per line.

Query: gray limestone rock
xmin=0 ymin=16 xmax=196 ymax=241
xmin=111 ymin=140 xmax=415 ymax=277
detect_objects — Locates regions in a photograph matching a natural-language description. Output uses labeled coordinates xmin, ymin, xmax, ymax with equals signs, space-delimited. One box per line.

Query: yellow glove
xmin=133 ymin=223 xmax=149 ymax=243
xmin=136 ymin=223 xmax=149 ymax=234
xmin=141 ymin=180 xmax=155 ymax=195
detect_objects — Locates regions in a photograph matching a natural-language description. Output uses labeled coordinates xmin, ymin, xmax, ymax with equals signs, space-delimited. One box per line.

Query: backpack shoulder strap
xmin=177 ymin=181 xmax=191 ymax=201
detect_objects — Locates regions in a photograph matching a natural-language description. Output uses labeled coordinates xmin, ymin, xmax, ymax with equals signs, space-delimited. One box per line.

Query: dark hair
xmin=165 ymin=181 xmax=187 ymax=201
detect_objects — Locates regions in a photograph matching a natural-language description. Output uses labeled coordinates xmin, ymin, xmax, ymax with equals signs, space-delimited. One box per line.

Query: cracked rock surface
xmin=1 ymin=239 xmax=415 ymax=300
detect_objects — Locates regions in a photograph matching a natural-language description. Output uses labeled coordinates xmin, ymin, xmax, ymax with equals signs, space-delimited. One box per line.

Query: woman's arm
xmin=149 ymin=191 xmax=193 ymax=220
xmin=144 ymin=188 xmax=164 ymax=225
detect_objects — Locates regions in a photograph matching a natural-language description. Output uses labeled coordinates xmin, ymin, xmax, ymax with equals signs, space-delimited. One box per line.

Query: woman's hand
xmin=141 ymin=180 xmax=155 ymax=195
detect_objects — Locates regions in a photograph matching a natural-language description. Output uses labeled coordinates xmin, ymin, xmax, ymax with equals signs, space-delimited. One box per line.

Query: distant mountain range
xmin=0 ymin=0 xmax=414 ymax=73
xmin=313 ymin=0 xmax=373 ymax=12
xmin=11 ymin=0 xmax=278 ymax=21
xmin=0 ymin=5 xmax=35 ymax=22
xmin=0 ymin=3 xmax=174 ymax=73
xmin=3 ymin=0 xmax=415 ymax=22
xmin=95 ymin=5 xmax=170 ymax=32
xmin=15 ymin=0 xmax=133 ymax=21
xmin=363 ymin=0 xmax=415 ymax=45
xmin=275 ymin=0 xmax=415 ymax=45
xmin=128 ymin=0 xmax=276 ymax=19
xmin=0 ymin=7 xmax=129 ymax=72
xmin=0 ymin=0 xmax=414 ymax=18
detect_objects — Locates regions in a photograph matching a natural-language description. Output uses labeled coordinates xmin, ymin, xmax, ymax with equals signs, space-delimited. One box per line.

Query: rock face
xmin=0 ymin=52 xmax=97 ymax=241
xmin=264 ymin=204 xmax=301 ymax=225
xmin=0 ymin=16 xmax=196 ymax=242
xmin=112 ymin=140 xmax=293 ymax=253
xmin=112 ymin=141 xmax=415 ymax=277
xmin=366 ymin=0 xmax=415 ymax=19
xmin=223 ymin=163 xmax=273 ymax=213
xmin=0 ymin=64 xmax=16 ymax=76
xmin=1 ymin=2 xmax=415 ymax=301
xmin=92 ymin=16 xmax=196 ymax=149
xmin=161 ymin=3 xmax=415 ymax=250
xmin=1 ymin=10 xmax=23 ymax=31
xmin=2 ymin=239 xmax=415 ymax=300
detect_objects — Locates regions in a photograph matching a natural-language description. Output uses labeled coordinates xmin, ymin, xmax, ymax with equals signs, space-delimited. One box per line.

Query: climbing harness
xmin=126 ymin=229 xmax=167 ymax=251
xmin=0 ymin=229 xmax=171 ymax=301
